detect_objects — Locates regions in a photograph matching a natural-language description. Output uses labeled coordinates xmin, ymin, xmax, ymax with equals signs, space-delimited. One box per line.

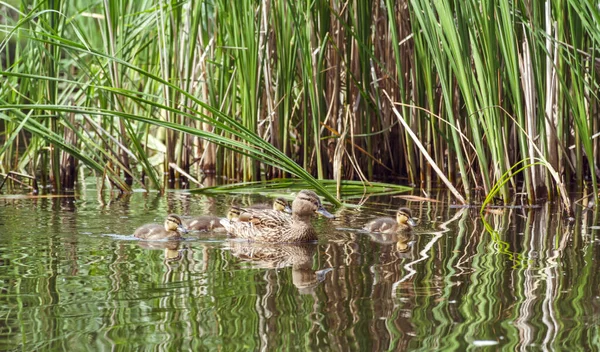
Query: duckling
xmin=227 ymin=206 xmax=244 ymax=221
xmin=363 ymin=207 xmax=417 ymax=234
xmin=185 ymin=216 xmax=221 ymax=231
xmin=185 ymin=207 xmax=245 ymax=231
xmin=227 ymin=198 xmax=290 ymax=222
xmin=247 ymin=197 xmax=292 ymax=212
xmin=220 ymin=189 xmax=335 ymax=243
xmin=134 ymin=214 xmax=188 ymax=240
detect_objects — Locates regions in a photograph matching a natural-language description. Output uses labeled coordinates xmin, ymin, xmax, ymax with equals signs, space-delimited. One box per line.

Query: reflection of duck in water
xmin=363 ymin=207 xmax=417 ymax=234
xmin=227 ymin=240 xmax=330 ymax=294
xmin=134 ymin=214 xmax=188 ymax=240
xmin=220 ymin=190 xmax=334 ymax=243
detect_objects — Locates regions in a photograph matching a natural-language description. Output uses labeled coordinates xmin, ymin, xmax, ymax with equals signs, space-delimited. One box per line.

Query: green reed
xmin=0 ymin=0 xmax=599 ymax=206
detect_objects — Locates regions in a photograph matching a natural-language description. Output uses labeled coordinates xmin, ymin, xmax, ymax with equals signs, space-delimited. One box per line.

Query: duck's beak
xmin=316 ymin=206 xmax=335 ymax=219
xmin=177 ymin=224 xmax=189 ymax=234
xmin=408 ymin=218 xmax=417 ymax=227
xmin=284 ymin=204 xmax=292 ymax=213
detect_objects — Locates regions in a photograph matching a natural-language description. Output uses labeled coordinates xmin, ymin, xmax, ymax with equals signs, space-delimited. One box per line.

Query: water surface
xmin=0 ymin=191 xmax=598 ymax=351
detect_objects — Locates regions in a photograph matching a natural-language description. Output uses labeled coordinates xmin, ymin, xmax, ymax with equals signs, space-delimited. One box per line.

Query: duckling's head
xmin=291 ymin=190 xmax=335 ymax=219
xmin=227 ymin=206 xmax=244 ymax=221
xmin=164 ymin=214 xmax=188 ymax=234
xmin=273 ymin=197 xmax=292 ymax=213
xmin=396 ymin=208 xmax=417 ymax=227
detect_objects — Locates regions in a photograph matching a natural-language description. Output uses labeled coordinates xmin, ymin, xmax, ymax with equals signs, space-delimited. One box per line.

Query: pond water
xmin=0 ymin=190 xmax=599 ymax=351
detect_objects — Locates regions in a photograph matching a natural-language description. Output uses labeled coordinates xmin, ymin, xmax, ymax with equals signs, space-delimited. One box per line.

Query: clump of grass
xmin=0 ymin=1 xmax=598 ymax=209
xmin=191 ymin=178 xmax=413 ymax=203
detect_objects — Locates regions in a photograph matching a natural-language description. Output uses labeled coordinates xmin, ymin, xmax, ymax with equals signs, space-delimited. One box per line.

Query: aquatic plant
xmin=1 ymin=1 xmax=598 ymax=207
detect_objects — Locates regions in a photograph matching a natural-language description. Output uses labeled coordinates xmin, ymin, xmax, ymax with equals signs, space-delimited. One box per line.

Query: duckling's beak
xmin=408 ymin=218 xmax=417 ymax=227
xmin=177 ymin=224 xmax=189 ymax=234
xmin=284 ymin=204 xmax=292 ymax=213
xmin=316 ymin=206 xmax=335 ymax=219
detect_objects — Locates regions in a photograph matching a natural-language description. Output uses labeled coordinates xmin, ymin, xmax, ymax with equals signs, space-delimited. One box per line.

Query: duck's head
xmin=273 ymin=197 xmax=292 ymax=213
xmin=291 ymin=190 xmax=335 ymax=219
xmin=396 ymin=208 xmax=417 ymax=227
xmin=164 ymin=214 xmax=188 ymax=234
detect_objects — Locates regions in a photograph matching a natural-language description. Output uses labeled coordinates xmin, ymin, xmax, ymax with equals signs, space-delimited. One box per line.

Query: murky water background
xmin=0 ymin=190 xmax=599 ymax=351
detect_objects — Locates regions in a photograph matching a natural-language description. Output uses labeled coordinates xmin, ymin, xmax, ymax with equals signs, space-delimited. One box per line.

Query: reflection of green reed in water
xmin=3 ymin=194 xmax=600 ymax=350
xmin=408 ymin=206 xmax=600 ymax=351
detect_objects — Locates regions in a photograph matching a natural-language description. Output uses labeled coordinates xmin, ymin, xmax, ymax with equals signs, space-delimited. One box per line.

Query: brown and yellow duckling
xmin=185 ymin=207 xmax=242 ymax=231
xmin=220 ymin=190 xmax=335 ymax=243
xmin=228 ymin=197 xmax=292 ymax=222
xmin=134 ymin=214 xmax=188 ymax=240
xmin=246 ymin=197 xmax=292 ymax=212
xmin=184 ymin=215 xmax=222 ymax=231
xmin=363 ymin=207 xmax=417 ymax=234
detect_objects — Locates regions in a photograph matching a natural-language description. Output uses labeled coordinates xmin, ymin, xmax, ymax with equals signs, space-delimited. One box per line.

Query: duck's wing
xmin=238 ymin=209 xmax=292 ymax=228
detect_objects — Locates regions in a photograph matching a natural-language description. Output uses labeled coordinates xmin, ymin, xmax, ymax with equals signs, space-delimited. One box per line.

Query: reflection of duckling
xmin=227 ymin=240 xmax=328 ymax=294
xmin=221 ymin=190 xmax=335 ymax=243
xmin=368 ymin=232 xmax=414 ymax=253
xmin=134 ymin=214 xmax=188 ymax=240
xmin=185 ymin=207 xmax=244 ymax=231
xmin=363 ymin=207 xmax=417 ymax=234
xmin=137 ymin=240 xmax=183 ymax=261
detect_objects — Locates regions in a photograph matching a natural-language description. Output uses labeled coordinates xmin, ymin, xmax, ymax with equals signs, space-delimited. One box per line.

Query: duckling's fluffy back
xmin=186 ymin=215 xmax=223 ymax=231
xmin=134 ymin=224 xmax=181 ymax=240
xmin=363 ymin=217 xmax=403 ymax=234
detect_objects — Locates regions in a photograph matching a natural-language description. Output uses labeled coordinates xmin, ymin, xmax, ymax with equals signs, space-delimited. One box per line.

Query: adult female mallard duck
xmin=363 ymin=207 xmax=417 ymax=234
xmin=220 ymin=190 xmax=335 ymax=243
xmin=134 ymin=214 xmax=188 ymax=240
